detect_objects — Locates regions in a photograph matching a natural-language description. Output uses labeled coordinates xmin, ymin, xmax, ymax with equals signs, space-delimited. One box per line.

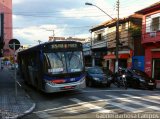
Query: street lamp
xmin=85 ymin=3 xmax=114 ymax=20
xmin=85 ymin=2 xmax=120 ymax=73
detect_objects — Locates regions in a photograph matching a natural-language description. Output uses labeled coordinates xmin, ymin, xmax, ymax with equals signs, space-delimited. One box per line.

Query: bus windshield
xmin=44 ymin=51 xmax=83 ymax=74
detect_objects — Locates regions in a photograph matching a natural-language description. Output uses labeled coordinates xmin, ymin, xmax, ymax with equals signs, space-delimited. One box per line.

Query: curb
xmin=14 ymin=73 xmax=36 ymax=119
xmin=17 ymin=79 xmax=36 ymax=118
xmin=17 ymin=103 xmax=36 ymax=119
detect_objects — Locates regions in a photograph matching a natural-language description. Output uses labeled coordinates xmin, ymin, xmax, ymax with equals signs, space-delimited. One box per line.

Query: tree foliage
xmin=129 ymin=27 xmax=141 ymax=39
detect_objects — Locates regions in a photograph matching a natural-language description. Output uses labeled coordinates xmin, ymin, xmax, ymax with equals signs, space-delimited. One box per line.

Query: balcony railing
xmin=142 ymin=31 xmax=160 ymax=44
xmin=92 ymin=30 xmax=130 ymax=49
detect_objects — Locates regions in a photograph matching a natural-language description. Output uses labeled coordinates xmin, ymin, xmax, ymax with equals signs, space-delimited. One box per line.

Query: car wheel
xmin=125 ymin=84 xmax=128 ymax=90
xmin=86 ymin=80 xmax=88 ymax=86
xmin=88 ymin=80 xmax=93 ymax=87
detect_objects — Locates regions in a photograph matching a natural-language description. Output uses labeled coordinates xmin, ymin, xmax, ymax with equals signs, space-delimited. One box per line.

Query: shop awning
xmin=103 ymin=53 xmax=130 ymax=59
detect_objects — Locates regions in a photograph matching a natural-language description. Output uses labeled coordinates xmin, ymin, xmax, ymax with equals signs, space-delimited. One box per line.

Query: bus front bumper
xmin=44 ymin=77 xmax=86 ymax=93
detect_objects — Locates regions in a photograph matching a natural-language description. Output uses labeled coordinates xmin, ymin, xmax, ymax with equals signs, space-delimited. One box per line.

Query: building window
xmin=97 ymin=33 xmax=102 ymax=41
xmin=146 ymin=13 xmax=160 ymax=32
xmin=146 ymin=16 xmax=151 ymax=32
xmin=151 ymin=17 xmax=160 ymax=31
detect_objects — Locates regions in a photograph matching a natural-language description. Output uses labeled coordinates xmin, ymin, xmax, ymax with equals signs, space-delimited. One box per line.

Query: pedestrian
xmin=1 ymin=65 xmax=3 ymax=71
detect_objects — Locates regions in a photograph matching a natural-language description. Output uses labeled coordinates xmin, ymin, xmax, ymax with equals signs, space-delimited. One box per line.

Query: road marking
xmin=81 ymin=89 xmax=142 ymax=92
xmin=16 ymin=81 xmax=22 ymax=87
xmin=50 ymin=107 xmax=79 ymax=114
xmin=89 ymin=96 xmax=106 ymax=102
xmin=65 ymin=108 xmax=78 ymax=114
xmin=153 ymin=94 xmax=160 ymax=96
xmin=141 ymin=94 xmax=160 ymax=100
xmin=34 ymin=104 xmax=80 ymax=114
xmin=107 ymin=95 xmax=160 ymax=111
xmin=122 ymin=94 xmax=160 ymax=105
xmin=89 ymin=96 xmax=143 ymax=113
xmin=69 ymin=98 xmax=112 ymax=113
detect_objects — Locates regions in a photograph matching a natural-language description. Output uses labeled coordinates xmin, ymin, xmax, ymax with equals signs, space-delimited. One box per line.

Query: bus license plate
xmin=64 ymin=86 xmax=74 ymax=89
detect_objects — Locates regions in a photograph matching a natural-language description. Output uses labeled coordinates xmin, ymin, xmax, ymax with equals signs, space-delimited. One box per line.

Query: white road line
xmin=69 ymin=98 xmax=112 ymax=113
xmin=141 ymin=94 xmax=160 ymax=100
xmin=107 ymin=95 xmax=160 ymax=111
xmin=62 ymin=108 xmax=78 ymax=114
xmin=89 ymin=96 xmax=106 ymax=101
xmin=81 ymin=89 xmax=142 ymax=92
xmin=153 ymin=94 xmax=160 ymax=96
xmin=34 ymin=104 xmax=79 ymax=114
xmin=122 ymin=94 xmax=160 ymax=105
xmin=89 ymin=96 xmax=143 ymax=113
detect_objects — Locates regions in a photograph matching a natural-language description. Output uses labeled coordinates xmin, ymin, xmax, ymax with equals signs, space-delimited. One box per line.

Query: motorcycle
xmin=112 ymin=72 xmax=127 ymax=89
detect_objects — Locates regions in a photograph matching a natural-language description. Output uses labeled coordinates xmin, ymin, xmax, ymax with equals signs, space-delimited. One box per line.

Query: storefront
xmin=144 ymin=47 xmax=160 ymax=88
xmin=151 ymin=49 xmax=160 ymax=88
xmin=135 ymin=1 xmax=160 ymax=88
xmin=103 ymin=50 xmax=132 ymax=72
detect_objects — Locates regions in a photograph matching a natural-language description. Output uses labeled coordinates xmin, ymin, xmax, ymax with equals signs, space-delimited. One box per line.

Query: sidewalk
xmin=0 ymin=66 xmax=35 ymax=119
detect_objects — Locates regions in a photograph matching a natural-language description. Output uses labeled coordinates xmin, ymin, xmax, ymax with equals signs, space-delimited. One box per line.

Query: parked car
xmin=125 ymin=68 xmax=156 ymax=90
xmin=85 ymin=66 xmax=111 ymax=87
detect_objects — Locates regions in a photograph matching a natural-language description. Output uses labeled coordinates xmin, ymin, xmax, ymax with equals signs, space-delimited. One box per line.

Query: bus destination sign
xmin=51 ymin=43 xmax=79 ymax=49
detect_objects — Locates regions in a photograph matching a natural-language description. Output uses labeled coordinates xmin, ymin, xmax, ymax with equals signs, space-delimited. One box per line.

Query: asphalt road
xmin=21 ymin=83 xmax=160 ymax=119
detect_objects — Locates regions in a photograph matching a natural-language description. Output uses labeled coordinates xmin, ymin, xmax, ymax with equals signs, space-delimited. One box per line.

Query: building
xmin=0 ymin=0 xmax=12 ymax=58
xmin=48 ymin=36 xmax=65 ymax=42
xmin=90 ymin=14 xmax=144 ymax=72
xmin=83 ymin=41 xmax=92 ymax=67
xmin=136 ymin=2 xmax=160 ymax=88
xmin=48 ymin=36 xmax=89 ymax=43
xmin=66 ymin=37 xmax=86 ymax=43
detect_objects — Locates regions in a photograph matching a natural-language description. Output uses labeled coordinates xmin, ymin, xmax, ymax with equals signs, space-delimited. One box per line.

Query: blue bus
xmin=18 ymin=41 xmax=86 ymax=93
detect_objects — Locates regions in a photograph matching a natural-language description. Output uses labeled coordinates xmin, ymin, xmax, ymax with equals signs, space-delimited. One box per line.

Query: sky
xmin=12 ymin=0 xmax=160 ymax=46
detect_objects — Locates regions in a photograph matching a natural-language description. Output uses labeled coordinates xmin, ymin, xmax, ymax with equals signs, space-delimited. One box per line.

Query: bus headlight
xmin=45 ymin=79 xmax=55 ymax=85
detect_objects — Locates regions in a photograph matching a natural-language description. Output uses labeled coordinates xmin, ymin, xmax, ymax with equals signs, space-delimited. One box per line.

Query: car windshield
xmin=43 ymin=51 xmax=83 ymax=74
xmin=88 ymin=67 xmax=103 ymax=74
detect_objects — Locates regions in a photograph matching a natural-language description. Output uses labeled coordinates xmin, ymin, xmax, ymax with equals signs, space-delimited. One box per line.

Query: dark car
xmin=125 ymin=69 xmax=156 ymax=90
xmin=85 ymin=66 xmax=111 ymax=87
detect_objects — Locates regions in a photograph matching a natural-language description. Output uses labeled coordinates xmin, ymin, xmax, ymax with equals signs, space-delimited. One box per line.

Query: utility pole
xmin=115 ymin=0 xmax=120 ymax=73
xmin=85 ymin=1 xmax=120 ymax=72
xmin=90 ymin=30 xmax=95 ymax=67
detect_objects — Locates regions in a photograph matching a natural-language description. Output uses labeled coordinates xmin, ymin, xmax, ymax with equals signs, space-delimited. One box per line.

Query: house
xmin=90 ymin=14 xmax=144 ymax=72
xmin=136 ymin=2 xmax=160 ymax=88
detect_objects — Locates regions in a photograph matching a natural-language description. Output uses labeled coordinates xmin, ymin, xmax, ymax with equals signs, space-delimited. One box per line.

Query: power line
xmin=5 ymin=25 xmax=96 ymax=29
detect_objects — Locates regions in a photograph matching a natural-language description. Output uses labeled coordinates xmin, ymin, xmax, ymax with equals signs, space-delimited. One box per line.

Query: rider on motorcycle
xmin=113 ymin=67 xmax=127 ymax=88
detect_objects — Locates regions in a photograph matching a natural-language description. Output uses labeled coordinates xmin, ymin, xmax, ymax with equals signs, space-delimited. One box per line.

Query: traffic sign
xmin=9 ymin=39 xmax=20 ymax=50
